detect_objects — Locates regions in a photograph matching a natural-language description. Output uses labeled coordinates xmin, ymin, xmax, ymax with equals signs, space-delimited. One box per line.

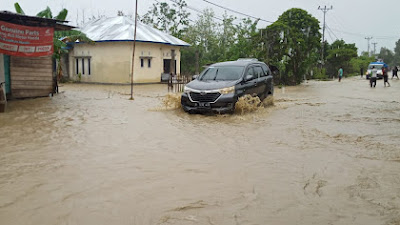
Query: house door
xmin=163 ymin=59 xmax=176 ymax=74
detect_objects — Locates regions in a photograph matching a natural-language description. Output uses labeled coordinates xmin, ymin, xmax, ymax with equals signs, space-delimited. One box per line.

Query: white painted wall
xmin=69 ymin=41 xmax=182 ymax=83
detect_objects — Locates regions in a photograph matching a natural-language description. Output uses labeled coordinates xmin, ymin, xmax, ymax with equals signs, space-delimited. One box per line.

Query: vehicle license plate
xmin=198 ymin=102 xmax=210 ymax=107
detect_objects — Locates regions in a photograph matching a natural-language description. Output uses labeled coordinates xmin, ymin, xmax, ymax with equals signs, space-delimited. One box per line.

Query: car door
xmin=261 ymin=64 xmax=273 ymax=96
xmin=242 ymin=66 xmax=259 ymax=97
xmin=253 ymin=65 xmax=267 ymax=97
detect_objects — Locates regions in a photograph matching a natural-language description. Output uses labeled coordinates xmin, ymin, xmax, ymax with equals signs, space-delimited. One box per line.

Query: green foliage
xmin=53 ymin=30 xmax=93 ymax=61
xmin=349 ymin=55 xmax=374 ymax=76
xmin=14 ymin=3 xmax=25 ymax=15
xmin=77 ymin=72 xmax=82 ymax=82
xmin=262 ymin=8 xmax=321 ymax=85
xmin=311 ymin=68 xmax=329 ymax=80
xmin=378 ymin=47 xmax=395 ymax=65
xmin=325 ymin=40 xmax=357 ymax=77
xmin=394 ymin=39 xmax=400 ymax=66
xmin=142 ymin=1 xmax=264 ymax=75
xmin=36 ymin=6 xmax=53 ymax=18
xmin=14 ymin=2 xmax=68 ymax=21
xmin=55 ymin=9 xmax=68 ymax=21
xmin=141 ymin=0 xmax=189 ymax=38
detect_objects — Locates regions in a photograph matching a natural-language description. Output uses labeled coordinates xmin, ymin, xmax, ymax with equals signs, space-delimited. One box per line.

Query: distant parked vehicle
xmin=366 ymin=62 xmax=386 ymax=79
xmin=181 ymin=59 xmax=274 ymax=114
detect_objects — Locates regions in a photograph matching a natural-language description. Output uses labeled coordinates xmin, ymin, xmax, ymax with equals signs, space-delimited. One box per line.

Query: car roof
xmin=210 ymin=60 xmax=266 ymax=67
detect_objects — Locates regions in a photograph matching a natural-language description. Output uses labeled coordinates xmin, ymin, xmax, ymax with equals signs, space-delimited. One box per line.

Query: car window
xmin=254 ymin=66 xmax=265 ymax=78
xmin=368 ymin=64 xmax=383 ymax=70
xmin=246 ymin=67 xmax=257 ymax=80
xmin=261 ymin=64 xmax=271 ymax=76
xmin=199 ymin=66 xmax=244 ymax=81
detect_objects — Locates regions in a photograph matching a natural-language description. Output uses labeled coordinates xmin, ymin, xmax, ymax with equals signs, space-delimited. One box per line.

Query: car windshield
xmin=368 ymin=64 xmax=383 ymax=69
xmin=199 ymin=66 xmax=244 ymax=81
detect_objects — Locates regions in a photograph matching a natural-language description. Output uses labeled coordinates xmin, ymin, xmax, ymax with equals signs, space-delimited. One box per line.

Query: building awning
xmin=0 ymin=11 xmax=75 ymax=31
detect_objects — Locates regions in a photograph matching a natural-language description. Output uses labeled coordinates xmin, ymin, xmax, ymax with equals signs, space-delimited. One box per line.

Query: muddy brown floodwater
xmin=1 ymin=77 xmax=400 ymax=225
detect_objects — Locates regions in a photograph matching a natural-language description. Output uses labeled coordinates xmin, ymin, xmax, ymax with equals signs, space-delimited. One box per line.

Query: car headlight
xmin=219 ymin=86 xmax=235 ymax=94
xmin=184 ymin=86 xmax=195 ymax=94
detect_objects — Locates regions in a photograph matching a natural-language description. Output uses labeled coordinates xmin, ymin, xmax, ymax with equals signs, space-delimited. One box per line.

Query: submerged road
xmin=0 ymin=77 xmax=399 ymax=225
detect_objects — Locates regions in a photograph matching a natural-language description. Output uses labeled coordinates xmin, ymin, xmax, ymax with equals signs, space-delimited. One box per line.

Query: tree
xmin=350 ymin=54 xmax=374 ymax=76
xmin=181 ymin=8 xmax=218 ymax=74
xmin=227 ymin=18 xmax=260 ymax=61
xmin=378 ymin=47 xmax=394 ymax=66
xmin=262 ymin=8 xmax=321 ymax=85
xmin=325 ymin=40 xmax=357 ymax=77
xmin=394 ymin=39 xmax=400 ymax=66
xmin=141 ymin=0 xmax=189 ymax=38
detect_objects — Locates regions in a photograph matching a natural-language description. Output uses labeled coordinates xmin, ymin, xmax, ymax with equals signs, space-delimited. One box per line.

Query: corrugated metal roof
xmin=78 ymin=16 xmax=190 ymax=46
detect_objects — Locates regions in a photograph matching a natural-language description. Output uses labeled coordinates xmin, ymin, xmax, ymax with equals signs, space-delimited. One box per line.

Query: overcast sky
xmin=3 ymin=0 xmax=400 ymax=54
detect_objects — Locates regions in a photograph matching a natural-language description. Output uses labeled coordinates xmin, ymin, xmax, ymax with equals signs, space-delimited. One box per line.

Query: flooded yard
xmin=1 ymin=77 xmax=400 ymax=225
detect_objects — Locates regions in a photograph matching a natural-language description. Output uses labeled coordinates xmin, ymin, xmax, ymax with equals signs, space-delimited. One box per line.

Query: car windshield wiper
xmin=213 ymin=69 xmax=219 ymax=80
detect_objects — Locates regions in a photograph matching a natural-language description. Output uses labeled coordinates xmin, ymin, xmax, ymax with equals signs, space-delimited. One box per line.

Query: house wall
xmin=10 ymin=56 xmax=53 ymax=98
xmin=69 ymin=41 xmax=181 ymax=84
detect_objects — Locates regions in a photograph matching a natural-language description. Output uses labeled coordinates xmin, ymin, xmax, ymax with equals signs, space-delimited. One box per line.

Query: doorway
xmin=163 ymin=59 xmax=176 ymax=74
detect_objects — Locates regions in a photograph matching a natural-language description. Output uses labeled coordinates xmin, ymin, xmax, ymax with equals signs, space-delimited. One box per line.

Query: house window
xmin=141 ymin=58 xmax=144 ymax=68
xmin=148 ymin=58 xmax=151 ymax=68
xmin=76 ymin=58 xmax=79 ymax=74
xmin=75 ymin=57 xmax=91 ymax=75
xmin=88 ymin=58 xmax=91 ymax=75
xmin=82 ymin=58 xmax=85 ymax=74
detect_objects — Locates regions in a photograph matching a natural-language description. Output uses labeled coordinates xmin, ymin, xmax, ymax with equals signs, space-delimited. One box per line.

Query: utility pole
xmin=318 ymin=5 xmax=333 ymax=69
xmin=372 ymin=42 xmax=378 ymax=55
xmin=130 ymin=0 xmax=138 ymax=100
xmin=365 ymin=37 xmax=373 ymax=56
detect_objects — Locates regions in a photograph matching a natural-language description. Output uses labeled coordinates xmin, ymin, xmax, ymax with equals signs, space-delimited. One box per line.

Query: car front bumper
xmin=181 ymin=92 xmax=236 ymax=113
xmin=366 ymin=75 xmax=383 ymax=79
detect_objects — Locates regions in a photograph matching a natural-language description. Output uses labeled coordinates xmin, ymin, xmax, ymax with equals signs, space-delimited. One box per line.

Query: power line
xmin=326 ymin=24 xmax=339 ymax=41
xmin=326 ymin=28 xmax=335 ymax=42
xmin=329 ymin=27 xmax=399 ymax=40
xmin=197 ymin=0 xmax=274 ymax=24
xmin=165 ymin=0 xmax=226 ymax=22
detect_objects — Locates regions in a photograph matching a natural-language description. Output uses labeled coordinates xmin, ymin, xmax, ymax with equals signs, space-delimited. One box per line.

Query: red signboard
xmin=0 ymin=21 xmax=54 ymax=57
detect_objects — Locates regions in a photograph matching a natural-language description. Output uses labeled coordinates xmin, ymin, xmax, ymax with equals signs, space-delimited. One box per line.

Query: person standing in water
xmin=382 ymin=66 xmax=390 ymax=87
xmin=392 ymin=66 xmax=399 ymax=79
xmin=370 ymin=66 xmax=377 ymax=88
xmin=338 ymin=66 xmax=343 ymax=82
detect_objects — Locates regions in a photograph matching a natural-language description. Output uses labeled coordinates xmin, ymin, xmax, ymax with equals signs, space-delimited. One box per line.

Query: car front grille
xmin=190 ymin=92 xmax=221 ymax=102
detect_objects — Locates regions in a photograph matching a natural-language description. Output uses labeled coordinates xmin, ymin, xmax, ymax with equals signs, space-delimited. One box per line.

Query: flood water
xmin=1 ymin=77 xmax=399 ymax=225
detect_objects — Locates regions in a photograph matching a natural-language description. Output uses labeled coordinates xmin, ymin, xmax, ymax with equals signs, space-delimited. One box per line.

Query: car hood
xmin=186 ymin=79 xmax=239 ymax=91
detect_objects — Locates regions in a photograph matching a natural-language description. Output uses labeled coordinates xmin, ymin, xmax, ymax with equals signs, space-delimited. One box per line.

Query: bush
xmin=312 ymin=68 xmax=330 ymax=80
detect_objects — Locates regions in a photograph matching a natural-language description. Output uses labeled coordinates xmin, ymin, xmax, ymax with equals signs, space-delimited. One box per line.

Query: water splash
xmin=161 ymin=93 xmax=182 ymax=110
xmin=235 ymin=95 xmax=274 ymax=115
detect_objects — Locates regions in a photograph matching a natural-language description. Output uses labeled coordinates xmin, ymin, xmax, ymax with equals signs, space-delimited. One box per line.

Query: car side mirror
xmin=192 ymin=74 xmax=199 ymax=80
xmin=245 ymin=74 xmax=253 ymax=81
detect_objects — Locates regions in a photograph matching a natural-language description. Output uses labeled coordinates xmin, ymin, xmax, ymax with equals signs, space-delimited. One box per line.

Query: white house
xmin=67 ymin=16 xmax=190 ymax=84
